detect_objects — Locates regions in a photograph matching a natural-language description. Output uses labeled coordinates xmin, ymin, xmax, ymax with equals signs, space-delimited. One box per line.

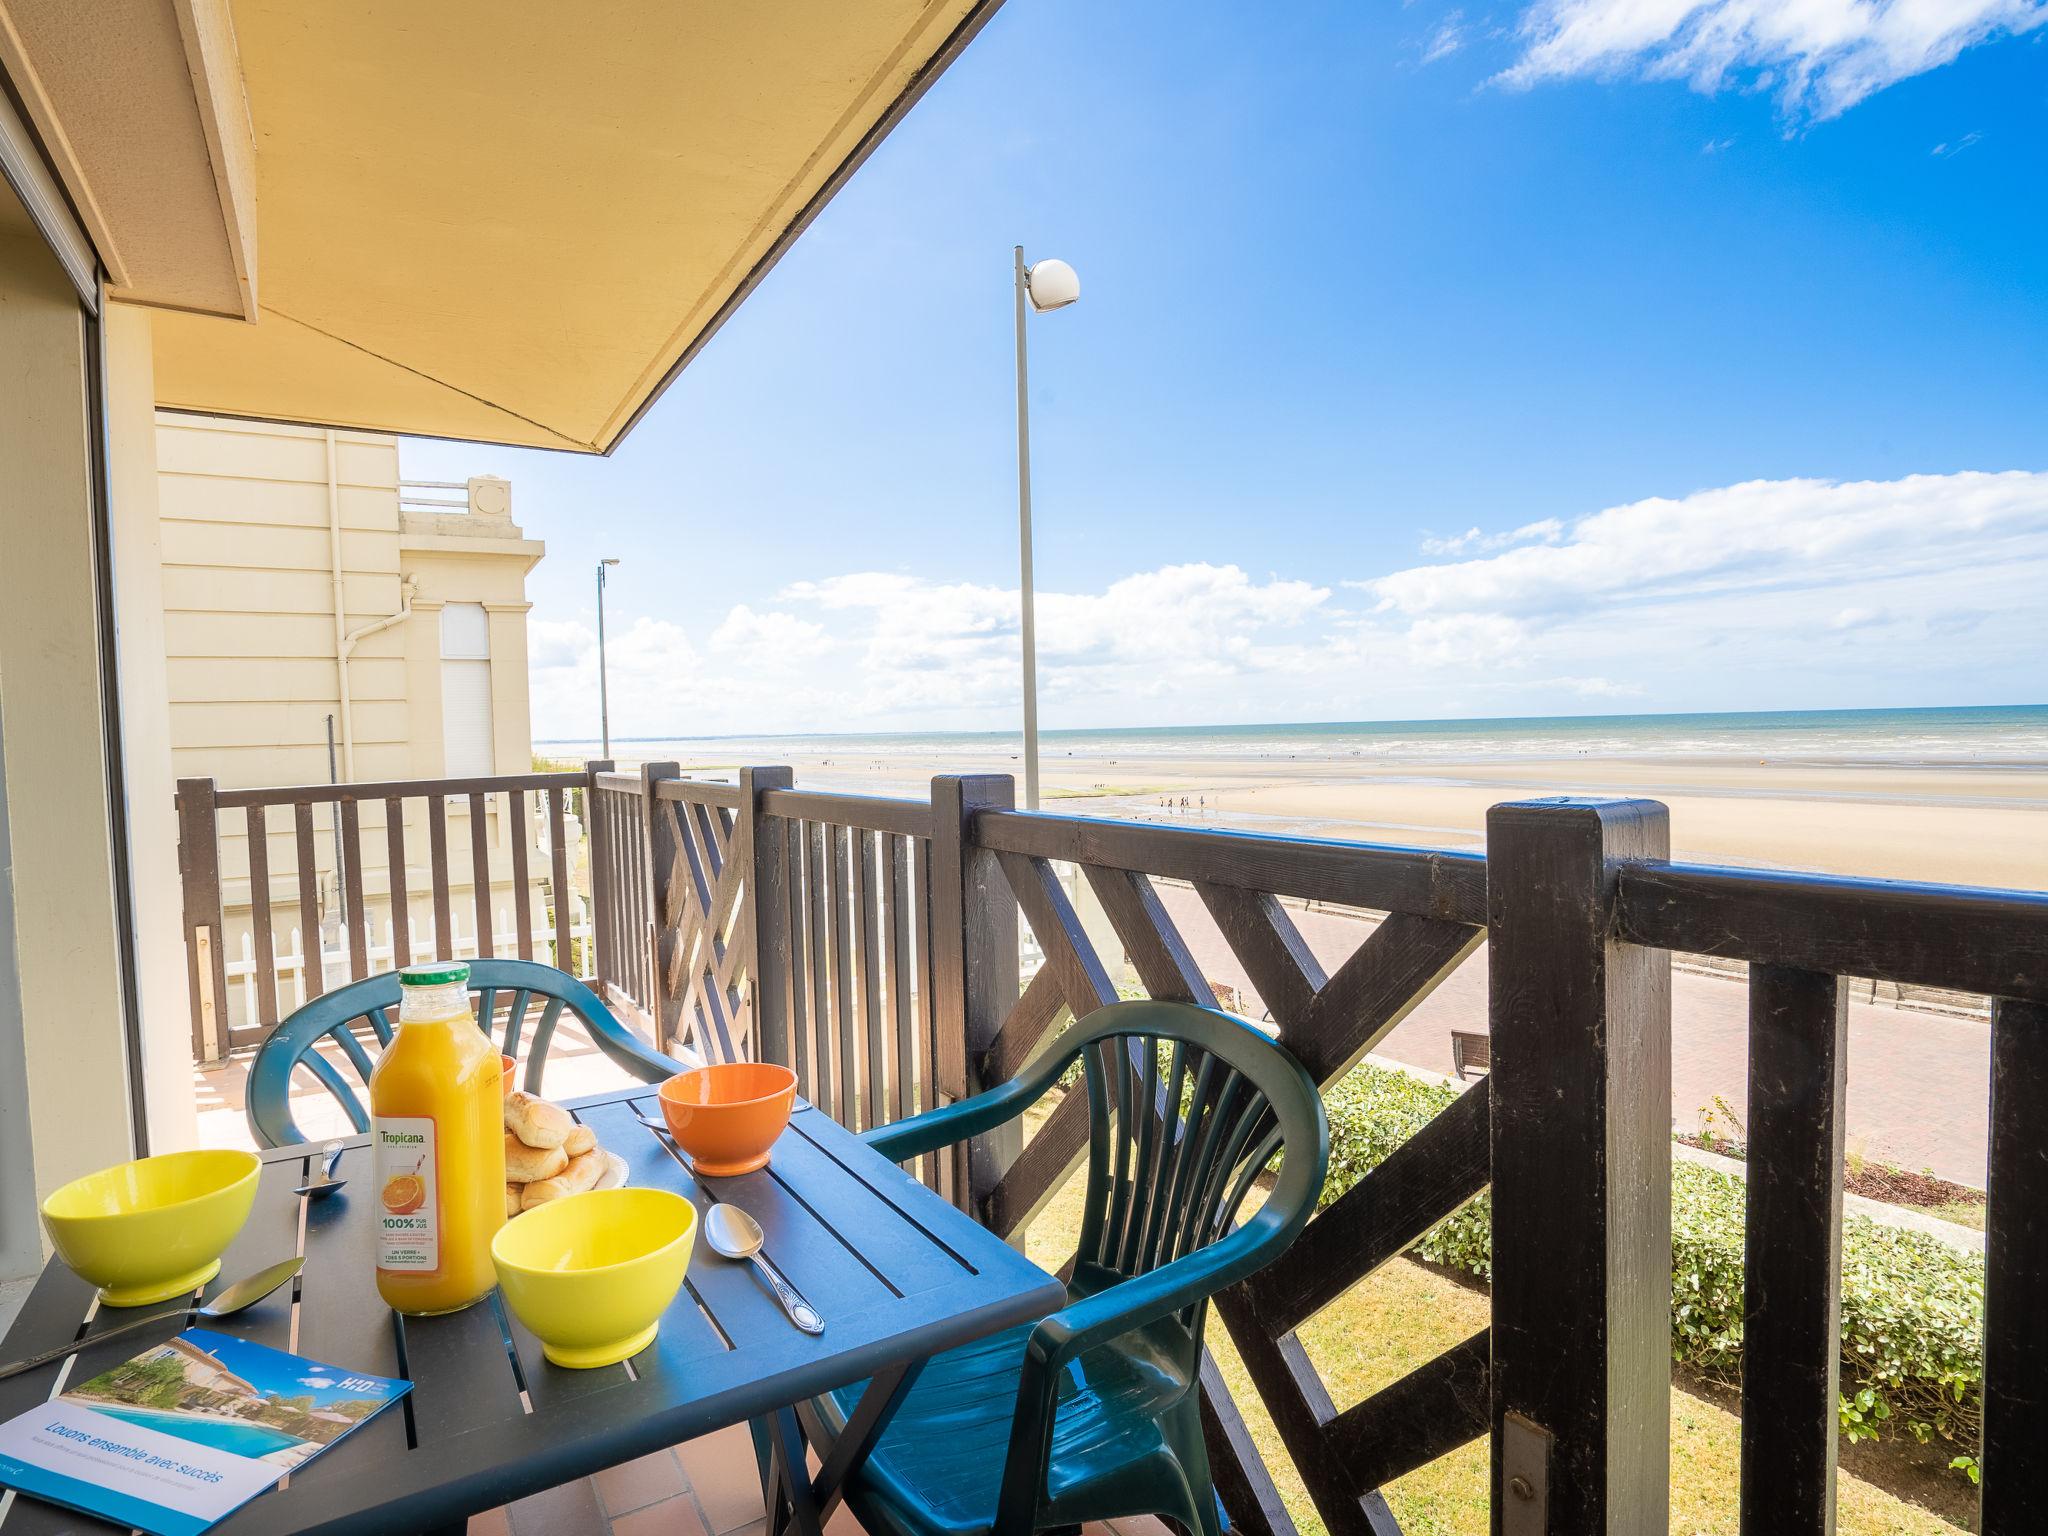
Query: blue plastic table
xmin=0 ymin=1089 xmax=1062 ymax=1536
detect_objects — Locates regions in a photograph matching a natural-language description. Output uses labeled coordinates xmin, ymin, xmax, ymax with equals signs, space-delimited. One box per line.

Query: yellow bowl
xmin=41 ymin=1149 xmax=261 ymax=1307
xmin=491 ymin=1187 xmax=697 ymax=1369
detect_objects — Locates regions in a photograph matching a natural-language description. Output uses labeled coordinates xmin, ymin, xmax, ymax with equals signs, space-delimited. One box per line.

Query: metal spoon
xmin=0 ymin=1257 xmax=305 ymax=1382
xmin=294 ymin=1140 xmax=347 ymax=1198
xmin=630 ymin=1108 xmax=695 ymax=1165
xmin=705 ymin=1203 xmax=822 ymax=1334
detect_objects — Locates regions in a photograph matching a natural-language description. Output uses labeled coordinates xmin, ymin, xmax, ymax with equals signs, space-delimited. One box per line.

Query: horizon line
xmin=534 ymin=700 xmax=2048 ymax=746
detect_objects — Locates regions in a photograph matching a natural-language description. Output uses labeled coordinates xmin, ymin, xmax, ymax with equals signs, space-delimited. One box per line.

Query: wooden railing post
xmin=740 ymin=767 xmax=796 ymax=1069
xmin=585 ymin=760 xmax=615 ymax=987
xmin=930 ymin=774 xmax=1019 ymax=1214
xmin=1486 ymin=797 xmax=1671 ymax=1536
xmin=1739 ymin=965 xmax=1849 ymax=1533
xmin=642 ymin=761 xmax=681 ymax=1054
xmin=1983 ymin=994 xmax=2048 ymax=1531
xmin=176 ymin=777 xmax=229 ymax=1066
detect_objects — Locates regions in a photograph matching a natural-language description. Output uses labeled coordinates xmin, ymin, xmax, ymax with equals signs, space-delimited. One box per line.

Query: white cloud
xmin=1542 ymin=675 xmax=1645 ymax=698
xmin=1499 ymin=0 xmax=2047 ymax=121
xmin=528 ymin=618 xmax=591 ymax=670
xmin=709 ymin=605 xmax=831 ymax=658
xmin=778 ymin=562 xmax=1332 ymax=713
xmin=1419 ymin=518 xmax=1564 ymax=556
xmin=1370 ymin=471 xmax=2048 ymax=619
xmin=522 ymin=473 xmax=2048 ymax=740
xmin=1932 ymin=130 xmax=1985 ymax=158
xmin=1422 ymin=10 xmax=1469 ymax=62
xmin=1403 ymin=613 xmax=1531 ymax=668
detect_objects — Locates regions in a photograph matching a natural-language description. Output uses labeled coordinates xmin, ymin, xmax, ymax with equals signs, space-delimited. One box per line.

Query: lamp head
xmin=1024 ymin=257 xmax=1080 ymax=313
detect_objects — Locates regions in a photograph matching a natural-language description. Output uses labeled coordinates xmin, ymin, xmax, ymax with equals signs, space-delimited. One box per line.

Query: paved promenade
xmin=1154 ymin=885 xmax=1991 ymax=1188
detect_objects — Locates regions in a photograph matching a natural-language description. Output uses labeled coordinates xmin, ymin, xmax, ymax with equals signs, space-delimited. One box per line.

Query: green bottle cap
xmin=399 ymin=961 xmax=470 ymax=987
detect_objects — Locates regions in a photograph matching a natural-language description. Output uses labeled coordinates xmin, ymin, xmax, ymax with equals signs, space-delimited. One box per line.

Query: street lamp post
xmin=1012 ymin=246 xmax=1079 ymax=811
xmin=597 ymin=557 xmax=620 ymax=756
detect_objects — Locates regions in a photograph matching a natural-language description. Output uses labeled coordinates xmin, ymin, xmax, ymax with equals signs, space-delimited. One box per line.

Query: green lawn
xmin=1016 ymin=1108 xmax=1968 ymax=1536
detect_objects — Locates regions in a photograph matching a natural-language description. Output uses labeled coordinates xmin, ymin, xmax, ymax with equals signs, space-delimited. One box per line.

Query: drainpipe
xmin=326 ymin=431 xmax=349 ymax=774
xmin=326 ymin=428 xmax=418 ymax=780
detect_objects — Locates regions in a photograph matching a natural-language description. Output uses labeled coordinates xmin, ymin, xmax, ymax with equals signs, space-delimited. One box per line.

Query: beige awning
xmin=138 ymin=1 xmax=998 ymax=454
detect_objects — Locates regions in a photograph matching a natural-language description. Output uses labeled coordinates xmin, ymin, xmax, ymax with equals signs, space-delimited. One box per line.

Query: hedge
xmin=1320 ymin=1062 xmax=1985 ymax=1474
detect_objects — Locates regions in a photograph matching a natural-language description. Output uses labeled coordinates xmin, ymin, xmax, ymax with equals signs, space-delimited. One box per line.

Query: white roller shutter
xmin=440 ymin=604 xmax=495 ymax=776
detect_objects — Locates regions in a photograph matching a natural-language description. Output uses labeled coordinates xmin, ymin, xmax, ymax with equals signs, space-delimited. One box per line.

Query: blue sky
xmin=402 ymin=0 xmax=2048 ymax=740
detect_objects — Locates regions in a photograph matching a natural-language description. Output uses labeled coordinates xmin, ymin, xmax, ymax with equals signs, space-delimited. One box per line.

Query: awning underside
xmin=146 ymin=0 xmax=993 ymax=453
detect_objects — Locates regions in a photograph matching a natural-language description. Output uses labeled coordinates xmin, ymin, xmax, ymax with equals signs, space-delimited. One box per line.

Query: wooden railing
xmin=175 ymin=770 xmax=589 ymax=1060
xmin=179 ymin=763 xmax=2048 ymax=1532
xmin=584 ymin=765 xmax=955 ymax=1196
xmin=1604 ymin=840 xmax=2048 ymax=1534
xmin=586 ymin=771 xmax=2047 ymax=1534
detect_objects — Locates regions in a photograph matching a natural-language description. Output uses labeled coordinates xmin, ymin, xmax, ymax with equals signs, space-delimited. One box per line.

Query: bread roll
xmin=563 ymin=1123 xmax=597 ymax=1158
xmin=520 ymin=1148 xmax=607 ymax=1210
xmin=504 ymin=1132 xmax=568 ymax=1183
xmin=504 ymin=1183 xmax=524 ymax=1220
xmin=505 ymin=1091 xmax=574 ymax=1150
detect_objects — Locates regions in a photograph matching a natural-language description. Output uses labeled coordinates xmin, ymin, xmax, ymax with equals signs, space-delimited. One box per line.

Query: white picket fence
xmin=226 ymin=896 xmax=595 ymax=1028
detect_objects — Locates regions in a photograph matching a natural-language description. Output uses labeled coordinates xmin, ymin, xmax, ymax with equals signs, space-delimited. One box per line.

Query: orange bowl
xmin=658 ymin=1063 xmax=796 ymax=1176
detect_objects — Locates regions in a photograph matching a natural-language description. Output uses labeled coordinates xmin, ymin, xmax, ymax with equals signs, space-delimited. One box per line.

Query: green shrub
xmin=1319 ymin=1062 xmax=1985 ymax=1467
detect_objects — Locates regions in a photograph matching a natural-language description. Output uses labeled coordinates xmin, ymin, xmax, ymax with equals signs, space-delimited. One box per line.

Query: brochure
xmin=0 ymin=1329 xmax=409 ymax=1536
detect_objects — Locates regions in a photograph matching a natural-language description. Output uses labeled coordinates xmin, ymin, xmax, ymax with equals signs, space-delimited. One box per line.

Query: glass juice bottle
xmin=371 ymin=961 xmax=505 ymax=1314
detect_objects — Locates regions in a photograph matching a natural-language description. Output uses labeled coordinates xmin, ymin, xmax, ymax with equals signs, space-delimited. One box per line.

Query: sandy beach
xmin=606 ymin=742 xmax=2048 ymax=890
xmin=561 ymin=710 xmax=2048 ymax=1182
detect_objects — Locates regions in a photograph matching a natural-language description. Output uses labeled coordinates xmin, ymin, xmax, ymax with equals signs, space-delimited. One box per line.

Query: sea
xmin=543 ymin=704 xmax=2048 ymax=771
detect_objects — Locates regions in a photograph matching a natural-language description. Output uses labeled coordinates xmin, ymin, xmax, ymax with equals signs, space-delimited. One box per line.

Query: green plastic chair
xmin=244 ymin=958 xmax=682 ymax=1147
xmin=818 ymin=998 xmax=1329 ymax=1536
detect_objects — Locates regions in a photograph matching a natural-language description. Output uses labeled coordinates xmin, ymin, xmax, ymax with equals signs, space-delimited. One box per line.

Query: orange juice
xmin=371 ymin=961 xmax=505 ymax=1314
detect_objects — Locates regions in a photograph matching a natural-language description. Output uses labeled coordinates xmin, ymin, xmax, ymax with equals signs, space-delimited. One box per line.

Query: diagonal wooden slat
xmin=1083 ymin=864 xmax=1209 ymax=1003
xmin=699 ymin=805 xmax=746 ymax=939
xmin=964 ymin=867 xmax=1489 ymax=1535
xmin=649 ymin=780 xmax=760 ymax=1067
xmin=1194 ymin=883 xmax=1326 ymax=1022
xmin=1323 ymin=1331 xmax=1492 ymax=1499
xmin=1245 ymin=1084 xmax=1491 ymax=1334
xmin=984 ymin=1087 xmax=1091 ymax=1238
xmin=1199 ymin=1349 xmax=1299 ymax=1536
xmin=673 ymin=797 xmax=715 ymax=916
xmin=981 ymin=965 xmax=1067 ymax=1086
xmin=1173 ymin=899 xmax=1482 ymax=1536
xmin=1212 ymin=1295 xmax=1388 ymax=1536
xmin=1287 ymin=913 xmax=1482 ymax=1084
xmin=982 ymin=851 xmax=1127 ymax=1242
xmin=996 ymin=850 xmax=1118 ymax=1014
